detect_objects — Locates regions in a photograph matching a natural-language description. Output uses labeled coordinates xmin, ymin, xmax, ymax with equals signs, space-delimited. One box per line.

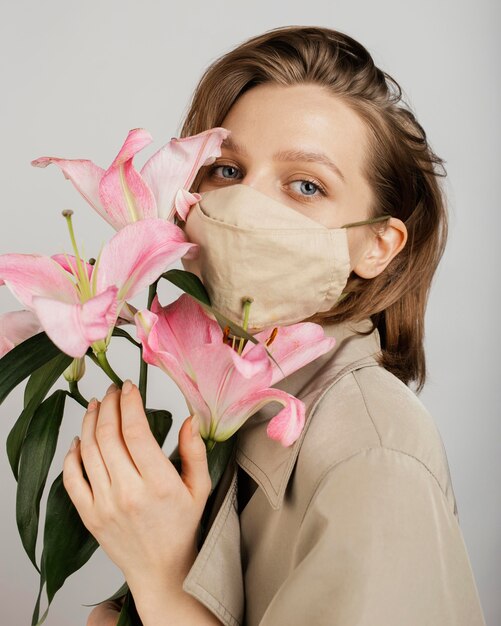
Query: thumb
xmin=179 ymin=414 xmax=212 ymax=505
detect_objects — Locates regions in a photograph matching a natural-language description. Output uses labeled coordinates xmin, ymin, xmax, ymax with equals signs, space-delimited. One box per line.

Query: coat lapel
xmin=236 ymin=316 xmax=382 ymax=509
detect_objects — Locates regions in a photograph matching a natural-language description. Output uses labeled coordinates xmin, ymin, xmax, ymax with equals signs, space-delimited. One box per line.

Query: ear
xmin=352 ymin=217 xmax=408 ymax=279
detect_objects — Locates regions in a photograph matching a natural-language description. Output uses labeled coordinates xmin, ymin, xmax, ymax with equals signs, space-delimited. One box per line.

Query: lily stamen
xmin=265 ymin=327 xmax=278 ymax=347
xmin=62 ymin=210 xmax=92 ymax=302
xmin=237 ymin=297 xmax=253 ymax=355
xmin=222 ymin=325 xmax=232 ymax=346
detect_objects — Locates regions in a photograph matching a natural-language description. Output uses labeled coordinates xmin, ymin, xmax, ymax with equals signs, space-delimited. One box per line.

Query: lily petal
xmin=99 ymin=128 xmax=157 ymax=227
xmin=135 ymin=308 xmax=210 ymax=434
xmin=147 ymin=294 xmax=224 ymax=378
xmin=96 ymin=219 xmax=197 ymax=301
xmin=140 ymin=127 xmax=230 ymax=221
xmin=116 ymin=301 xmax=138 ymax=325
xmin=51 ymin=254 xmax=93 ymax=281
xmin=0 ymin=310 xmax=41 ymax=358
xmin=251 ymin=323 xmax=337 ymax=385
xmin=215 ymin=387 xmax=306 ymax=446
xmin=189 ymin=342 xmax=272 ymax=424
xmin=0 ymin=254 xmax=79 ymax=308
xmin=31 ymin=286 xmax=118 ymax=358
xmin=174 ymin=188 xmax=202 ymax=222
xmin=30 ymin=157 xmax=116 ymax=227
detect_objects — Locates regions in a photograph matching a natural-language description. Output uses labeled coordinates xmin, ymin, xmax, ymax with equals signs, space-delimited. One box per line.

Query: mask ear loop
xmin=335 ymin=213 xmax=392 ymax=305
xmin=341 ymin=213 xmax=392 ymax=229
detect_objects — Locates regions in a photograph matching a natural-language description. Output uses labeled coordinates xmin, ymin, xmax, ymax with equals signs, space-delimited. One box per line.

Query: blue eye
xmin=206 ymin=163 xmax=327 ymax=201
xmin=210 ymin=165 xmax=241 ymax=179
xmin=289 ymin=179 xmax=326 ymax=199
xmin=298 ymin=181 xmax=318 ymax=195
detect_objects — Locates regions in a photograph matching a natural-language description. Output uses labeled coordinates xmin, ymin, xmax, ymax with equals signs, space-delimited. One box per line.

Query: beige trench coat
xmin=182 ymin=318 xmax=486 ymax=625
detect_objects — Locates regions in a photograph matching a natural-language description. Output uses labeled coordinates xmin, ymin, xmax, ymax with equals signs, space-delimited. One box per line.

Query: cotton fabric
xmin=183 ymin=317 xmax=486 ymax=625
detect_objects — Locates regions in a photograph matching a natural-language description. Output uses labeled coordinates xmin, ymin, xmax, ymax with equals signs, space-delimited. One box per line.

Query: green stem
xmin=138 ymin=281 xmax=158 ymax=406
xmin=205 ymin=439 xmax=216 ymax=453
xmin=95 ymin=352 xmax=123 ymax=388
xmin=68 ymin=381 xmax=89 ymax=408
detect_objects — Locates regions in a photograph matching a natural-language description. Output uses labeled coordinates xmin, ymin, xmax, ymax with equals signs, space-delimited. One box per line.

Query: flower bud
xmin=63 ymin=357 xmax=86 ymax=383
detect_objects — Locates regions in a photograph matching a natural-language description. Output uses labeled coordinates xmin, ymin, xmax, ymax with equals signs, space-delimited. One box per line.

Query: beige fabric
xmin=180 ymin=183 xmax=351 ymax=330
xmin=182 ymin=318 xmax=486 ymax=625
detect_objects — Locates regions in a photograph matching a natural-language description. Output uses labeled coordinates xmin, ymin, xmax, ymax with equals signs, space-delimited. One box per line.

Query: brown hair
xmin=179 ymin=25 xmax=449 ymax=393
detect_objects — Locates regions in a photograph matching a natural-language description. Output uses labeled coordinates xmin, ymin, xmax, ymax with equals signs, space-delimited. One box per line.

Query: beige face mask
xmin=180 ymin=183 xmax=389 ymax=332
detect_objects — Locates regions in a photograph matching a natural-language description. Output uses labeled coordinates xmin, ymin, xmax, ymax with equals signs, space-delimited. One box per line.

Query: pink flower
xmin=31 ymin=127 xmax=230 ymax=229
xmin=0 ymin=310 xmax=42 ymax=358
xmin=0 ymin=219 xmax=197 ymax=358
xmin=135 ymin=294 xmax=336 ymax=448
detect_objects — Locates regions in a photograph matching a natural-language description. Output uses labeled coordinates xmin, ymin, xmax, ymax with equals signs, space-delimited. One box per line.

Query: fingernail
xmin=70 ymin=436 xmax=80 ymax=451
xmin=87 ymin=397 xmax=98 ymax=411
xmin=191 ymin=414 xmax=200 ymax=437
xmin=122 ymin=379 xmax=133 ymax=395
xmin=106 ymin=383 xmax=117 ymax=395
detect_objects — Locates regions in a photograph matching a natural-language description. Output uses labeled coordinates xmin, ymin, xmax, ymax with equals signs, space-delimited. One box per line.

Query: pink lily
xmin=0 ymin=218 xmax=197 ymax=358
xmin=0 ymin=310 xmax=42 ymax=358
xmin=135 ymin=294 xmax=336 ymax=448
xmin=31 ymin=127 xmax=230 ymax=229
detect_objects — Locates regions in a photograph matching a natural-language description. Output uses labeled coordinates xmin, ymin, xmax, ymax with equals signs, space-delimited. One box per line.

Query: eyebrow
xmin=220 ymin=136 xmax=346 ymax=183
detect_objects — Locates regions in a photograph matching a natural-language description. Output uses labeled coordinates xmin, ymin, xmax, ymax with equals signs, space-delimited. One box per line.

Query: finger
xmin=119 ymin=380 xmax=178 ymax=482
xmin=63 ymin=436 xmax=94 ymax=520
xmin=178 ymin=414 xmax=212 ymax=506
xmin=80 ymin=397 xmax=111 ymax=496
xmin=95 ymin=383 xmax=140 ymax=481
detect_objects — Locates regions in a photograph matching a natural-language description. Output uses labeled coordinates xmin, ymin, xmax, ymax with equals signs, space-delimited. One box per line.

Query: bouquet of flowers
xmin=0 ymin=127 xmax=336 ymax=625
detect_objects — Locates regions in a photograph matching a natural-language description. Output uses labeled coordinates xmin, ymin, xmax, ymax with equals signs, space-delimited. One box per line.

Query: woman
xmin=74 ymin=25 xmax=486 ymax=625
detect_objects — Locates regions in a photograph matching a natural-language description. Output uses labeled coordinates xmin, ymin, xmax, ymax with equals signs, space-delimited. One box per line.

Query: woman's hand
xmin=62 ymin=380 xmax=212 ymax=593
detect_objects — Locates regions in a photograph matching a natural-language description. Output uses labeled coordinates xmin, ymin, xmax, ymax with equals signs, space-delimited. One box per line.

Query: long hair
xmin=179 ymin=25 xmax=449 ymax=393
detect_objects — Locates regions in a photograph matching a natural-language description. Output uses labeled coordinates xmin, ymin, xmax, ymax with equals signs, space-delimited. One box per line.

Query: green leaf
xmin=145 ymin=408 xmax=172 ymax=448
xmin=161 ymin=268 xmax=211 ymax=305
xmin=31 ymin=559 xmax=47 ymax=626
xmin=16 ymin=390 xmax=67 ymax=571
xmin=84 ymin=581 xmax=128 ymax=607
xmin=0 ymin=331 xmax=65 ymax=405
xmin=7 ymin=353 xmax=72 ymax=480
xmin=197 ymin=438 xmax=237 ymax=549
xmin=160 ymin=269 xmax=284 ymax=376
xmin=112 ymin=327 xmax=141 ymax=348
xmin=23 ymin=352 xmax=72 ymax=409
xmin=206 ymin=437 xmax=236 ymax=493
xmin=38 ymin=472 xmax=99 ymax=620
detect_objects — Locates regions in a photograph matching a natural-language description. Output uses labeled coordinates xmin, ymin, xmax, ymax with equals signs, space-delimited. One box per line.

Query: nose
xmin=238 ymin=172 xmax=279 ymax=204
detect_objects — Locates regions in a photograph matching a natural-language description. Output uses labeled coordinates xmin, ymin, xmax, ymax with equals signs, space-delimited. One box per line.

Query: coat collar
xmin=235 ymin=317 xmax=382 ymax=510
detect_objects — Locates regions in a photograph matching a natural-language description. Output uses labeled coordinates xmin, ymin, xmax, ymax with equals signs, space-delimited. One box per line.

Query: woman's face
xmin=197 ymin=82 xmax=377 ymax=270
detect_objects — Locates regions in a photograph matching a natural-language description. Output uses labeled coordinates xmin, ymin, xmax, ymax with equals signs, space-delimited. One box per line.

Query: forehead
xmin=221 ymin=83 xmax=369 ymax=177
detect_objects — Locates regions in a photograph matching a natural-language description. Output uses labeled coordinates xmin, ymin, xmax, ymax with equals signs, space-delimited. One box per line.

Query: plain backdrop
xmin=0 ymin=1 xmax=499 ymax=624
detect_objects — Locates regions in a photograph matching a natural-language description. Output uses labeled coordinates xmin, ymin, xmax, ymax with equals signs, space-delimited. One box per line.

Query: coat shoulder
xmin=295 ymin=364 xmax=458 ymax=518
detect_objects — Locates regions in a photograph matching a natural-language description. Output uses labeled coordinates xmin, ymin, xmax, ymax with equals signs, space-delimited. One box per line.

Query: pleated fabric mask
xmin=180 ymin=183 xmax=389 ymax=331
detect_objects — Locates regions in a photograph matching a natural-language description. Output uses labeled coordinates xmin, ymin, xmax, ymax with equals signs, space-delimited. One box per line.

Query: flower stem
xmin=68 ymin=381 xmax=89 ymax=408
xmin=138 ymin=280 xmax=158 ymax=406
xmin=205 ymin=439 xmax=216 ymax=453
xmin=95 ymin=351 xmax=123 ymax=388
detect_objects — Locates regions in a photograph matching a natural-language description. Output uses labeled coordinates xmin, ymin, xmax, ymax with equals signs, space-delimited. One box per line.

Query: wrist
xmin=128 ymin=578 xmax=221 ymax=626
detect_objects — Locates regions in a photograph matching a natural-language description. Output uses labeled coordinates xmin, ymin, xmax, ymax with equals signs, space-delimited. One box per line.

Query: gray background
xmin=0 ymin=1 xmax=499 ymax=624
